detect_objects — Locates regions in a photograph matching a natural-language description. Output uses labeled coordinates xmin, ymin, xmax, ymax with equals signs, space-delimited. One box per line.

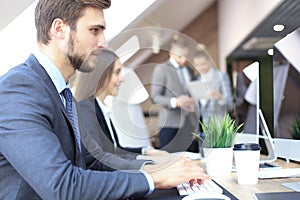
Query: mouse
xmin=182 ymin=192 xmax=230 ymax=200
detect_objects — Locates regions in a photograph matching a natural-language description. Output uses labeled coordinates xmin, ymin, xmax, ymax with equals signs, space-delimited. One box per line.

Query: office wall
xmin=218 ymin=0 xmax=283 ymax=71
xmin=182 ymin=1 xmax=219 ymax=67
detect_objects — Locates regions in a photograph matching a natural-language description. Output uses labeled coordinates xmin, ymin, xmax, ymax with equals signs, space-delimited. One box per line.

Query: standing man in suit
xmin=0 ymin=0 xmax=209 ymax=199
xmin=151 ymin=35 xmax=199 ymax=152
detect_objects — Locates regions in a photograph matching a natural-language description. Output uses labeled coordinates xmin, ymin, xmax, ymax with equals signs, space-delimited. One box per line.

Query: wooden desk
xmin=147 ymin=157 xmax=300 ymax=200
xmin=210 ymin=158 xmax=300 ymax=200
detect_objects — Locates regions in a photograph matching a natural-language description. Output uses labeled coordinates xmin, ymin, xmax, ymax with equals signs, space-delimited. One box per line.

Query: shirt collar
xmin=96 ymin=97 xmax=111 ymax=118
xmin=33 ymin=50 xmax=69 ymax=93
xmin=169 ymin=57 xmax=180 ymax=69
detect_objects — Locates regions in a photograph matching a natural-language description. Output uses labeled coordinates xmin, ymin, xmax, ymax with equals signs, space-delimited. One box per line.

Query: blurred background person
xmin=150 ymin=35 xmax=199 ymax=153
xmin=192 ymin=46 xmax=234 ymax=124
xmin=74 ymin=49 xmax=168 ymax=157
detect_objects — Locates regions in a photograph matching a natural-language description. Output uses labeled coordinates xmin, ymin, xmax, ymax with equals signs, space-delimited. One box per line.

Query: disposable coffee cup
xmin=233 ymin=143 xmax=261 ymax=184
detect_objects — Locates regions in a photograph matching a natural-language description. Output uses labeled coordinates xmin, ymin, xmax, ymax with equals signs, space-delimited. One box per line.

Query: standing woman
xmin=192 ymin=47 xmax=234 ymax=123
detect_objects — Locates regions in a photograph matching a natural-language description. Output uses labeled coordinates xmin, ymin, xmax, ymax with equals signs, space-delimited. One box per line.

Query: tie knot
xmin=62 ymin=88 xmax=73 ymax=102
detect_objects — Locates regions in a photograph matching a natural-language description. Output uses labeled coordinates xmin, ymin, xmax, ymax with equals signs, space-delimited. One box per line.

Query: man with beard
xmin=0 ymin=0 xmax=209 ymax=199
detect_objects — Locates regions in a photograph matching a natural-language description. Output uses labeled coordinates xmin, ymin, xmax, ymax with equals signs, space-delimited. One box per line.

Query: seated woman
xmin=74 ymin=49 xmax=167 ymax=157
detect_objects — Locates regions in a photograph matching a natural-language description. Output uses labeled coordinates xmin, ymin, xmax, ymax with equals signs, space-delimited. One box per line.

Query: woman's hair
xmin=73 ymin=49 xmax=119 ymax=101
xmin=95 ymin=51 xmax=118 ymax=93
xmin=35 ymin=0 xmax=111 ymax=45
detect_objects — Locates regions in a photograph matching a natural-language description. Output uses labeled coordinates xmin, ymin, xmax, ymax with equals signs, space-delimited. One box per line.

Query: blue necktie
xmin=62 ymin=88 xmax=82 ymax=152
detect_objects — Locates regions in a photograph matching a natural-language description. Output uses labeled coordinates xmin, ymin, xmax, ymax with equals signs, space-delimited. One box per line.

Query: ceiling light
xmin=273 ymin=24 xmax=285 ymax=32
xmin=242 ymin=37 xmax=281 ymax=50
xmin=267 ymin=48 xmax=274 ymax=56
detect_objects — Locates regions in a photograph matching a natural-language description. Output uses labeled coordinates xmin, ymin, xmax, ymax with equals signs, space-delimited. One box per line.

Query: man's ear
xmin=50 ymin=18 xmax=67 ymax=39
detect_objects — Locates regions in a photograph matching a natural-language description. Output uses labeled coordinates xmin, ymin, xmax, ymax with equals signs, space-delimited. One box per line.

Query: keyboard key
xmin=177 ymin=179 xmax=223 ymax=196
xmin=205 ymin=179 xmax=223 ymax=193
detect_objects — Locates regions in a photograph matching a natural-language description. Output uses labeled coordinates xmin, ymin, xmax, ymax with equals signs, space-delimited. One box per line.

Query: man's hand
xmin=208 ymin=90 xmax=223 ymax=101
xmin=143 ymin=156 xmax=210 ymax=189
xmin=146 ymin=149 xmax=170 ymax=156
xmin=176 ymin=95 xmax=196 ymax=112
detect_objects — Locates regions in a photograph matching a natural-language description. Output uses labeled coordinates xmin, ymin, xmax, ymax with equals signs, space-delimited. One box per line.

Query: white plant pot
xmin=203 ymin=147 xmax=233 ymax=176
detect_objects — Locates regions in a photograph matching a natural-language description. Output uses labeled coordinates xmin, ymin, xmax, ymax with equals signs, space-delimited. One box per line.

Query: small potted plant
xmin=193 ymin=114 xmax=243 ymax=176
xmin=290 ymin=115 xmax=300 ymax=140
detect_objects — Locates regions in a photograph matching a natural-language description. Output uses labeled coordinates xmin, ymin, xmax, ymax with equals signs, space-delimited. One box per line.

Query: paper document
xmin=171 ymin=151 xmax=201 ymax=160
xmin=187 ymin=80 xmax=212 ymax=99
xmin=281 ymin=181 xmax=300 ymax=192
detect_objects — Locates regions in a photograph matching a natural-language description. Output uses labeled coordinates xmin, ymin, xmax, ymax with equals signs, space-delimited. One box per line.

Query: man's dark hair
xmin=35 ymin=0 xmax=111 ymax=45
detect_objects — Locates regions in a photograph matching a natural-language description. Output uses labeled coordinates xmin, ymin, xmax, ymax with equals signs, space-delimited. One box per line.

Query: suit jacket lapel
xmin=24 ymin=54 xmax=85 ymax=168
xmin=94 ymin=99 xmax=114 ymax=143
xmin=166 ymin=60 xmax=191 ymax=93
xmin=166 ymin=60 xmax=184 ymax=89
xmin=25 ymin=54 xmax=66 ymax=111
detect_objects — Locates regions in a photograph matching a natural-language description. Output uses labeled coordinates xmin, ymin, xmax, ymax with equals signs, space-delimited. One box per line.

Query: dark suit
xmin=0 ymin=54 xmax=149 ymax=199
xmin=79 ymin=97 xmax=142 ymax=157
xmin=151 ymin=59 xmax=199 ymax=152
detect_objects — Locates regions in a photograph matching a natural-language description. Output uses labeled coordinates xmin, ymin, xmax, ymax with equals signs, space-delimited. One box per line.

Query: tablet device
xmin=187 ymin=80 xmax=212 ymax=99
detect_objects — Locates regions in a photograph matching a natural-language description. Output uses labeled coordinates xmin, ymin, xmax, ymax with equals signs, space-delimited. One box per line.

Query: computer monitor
xmin=234 ymin=61 xmax=259 ymax=143
xmin=235 ymin=62 xmax=277 ymax=163
xmin=273 ymin=27 xmax=300 ymax=162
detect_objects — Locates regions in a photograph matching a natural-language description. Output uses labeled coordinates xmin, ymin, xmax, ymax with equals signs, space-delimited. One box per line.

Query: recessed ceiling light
xmin=267 ymin=48 xmax=274 ymax=56
xmin=273 ymin=24 xmax=285 ymax=32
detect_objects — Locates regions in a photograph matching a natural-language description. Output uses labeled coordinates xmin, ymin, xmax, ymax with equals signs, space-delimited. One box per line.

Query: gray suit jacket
xmin=151 ymin=60 xmax=199 ymax=152
xmin=0 ymin=54 xmax=149 ymax=200
xmin=196 ymin=68 xmax=234 ymax=122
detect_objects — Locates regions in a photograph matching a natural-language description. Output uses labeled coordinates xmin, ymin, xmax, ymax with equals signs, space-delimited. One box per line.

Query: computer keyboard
xmin=258 ymin=168 xmax=300 ymax=179
xmin=177 ymin=179 xmax=223 ymax=196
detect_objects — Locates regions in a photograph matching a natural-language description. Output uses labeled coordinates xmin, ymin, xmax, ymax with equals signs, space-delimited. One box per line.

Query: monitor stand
xmin=258 ymin=109 xmax=277 ymax=163
xmin=234 ymin=109 xmax=277 ymax=164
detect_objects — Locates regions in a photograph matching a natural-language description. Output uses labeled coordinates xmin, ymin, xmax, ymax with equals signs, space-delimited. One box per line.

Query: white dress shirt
xmin=96 ymin=97 xmax=118 ymax=151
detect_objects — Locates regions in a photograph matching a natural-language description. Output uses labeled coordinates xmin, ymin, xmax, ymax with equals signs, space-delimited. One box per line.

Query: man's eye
xmin=91 ymin=28 xmax=99 ymax=34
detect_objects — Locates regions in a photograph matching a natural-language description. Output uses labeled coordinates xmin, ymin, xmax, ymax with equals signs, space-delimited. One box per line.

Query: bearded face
xmin=67 ymin=30 xmax=100 ymax=73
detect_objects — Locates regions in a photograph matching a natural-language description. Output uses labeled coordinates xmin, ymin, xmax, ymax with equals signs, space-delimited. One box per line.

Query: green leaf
xmin=192 ymin=114 xmax=243 ymax=148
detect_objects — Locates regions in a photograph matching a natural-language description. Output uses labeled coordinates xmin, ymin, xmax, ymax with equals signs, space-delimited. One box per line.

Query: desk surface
xmin=147 ymin=157 xmax=300 ymax=200
xmin=212 ymin=158 xmax=300 ymax=200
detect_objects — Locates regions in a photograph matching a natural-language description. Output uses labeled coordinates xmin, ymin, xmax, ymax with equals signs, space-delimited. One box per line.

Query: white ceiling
xmin=128 ymin=0 xmax=215 ymax=31
xmin=0 ymin=0 xmax=35 ymax=31
xmin=109 ymin=0 xmax=215 ymax=65
xmin=0 ymin=0 xmax=214 ymax=34
xmin=0 ymin=0 xmax=214 ymax=75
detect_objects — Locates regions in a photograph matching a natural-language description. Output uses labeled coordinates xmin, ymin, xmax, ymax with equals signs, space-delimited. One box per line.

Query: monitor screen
xmin=234 ymin=61 xmax=277 ymax=163
xmin=273 ymin=27 xmax=300 ymax=162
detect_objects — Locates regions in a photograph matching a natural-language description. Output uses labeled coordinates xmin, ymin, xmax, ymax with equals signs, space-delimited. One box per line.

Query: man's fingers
xmin=189 ymin=177 xmax=210 ymax=187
